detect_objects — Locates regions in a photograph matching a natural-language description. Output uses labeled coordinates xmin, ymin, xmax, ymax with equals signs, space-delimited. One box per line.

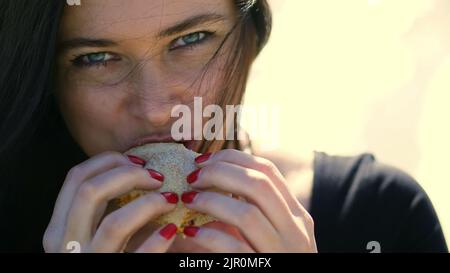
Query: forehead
xmin=59 ymin=0 xmax=235 ymax=40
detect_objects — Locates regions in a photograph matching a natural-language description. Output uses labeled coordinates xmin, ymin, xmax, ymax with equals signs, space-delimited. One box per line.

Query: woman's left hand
xmin=180 ymin=149 xmax=317 ymax=253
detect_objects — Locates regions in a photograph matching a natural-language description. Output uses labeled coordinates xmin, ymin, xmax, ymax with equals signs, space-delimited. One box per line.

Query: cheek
xmin=56 ymin=85 xmax=124 ymax=154
xmin=189 ymin=62 xmax=227 ymax=103
xmin=194 ymin=44 xmax=236 ymax=104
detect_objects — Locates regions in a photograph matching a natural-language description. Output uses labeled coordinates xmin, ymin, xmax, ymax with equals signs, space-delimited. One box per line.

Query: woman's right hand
xmin=43 ymin=151 xmax=178 ymax=253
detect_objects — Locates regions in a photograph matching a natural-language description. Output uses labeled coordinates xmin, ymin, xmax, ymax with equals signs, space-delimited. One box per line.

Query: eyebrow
xmin=58 ymin=13 xmax=226 ymax=52
xmin=58 ymin=38 xmax=117 ymax=52
xmin=157 ymin=13 xmax=225 ymax=37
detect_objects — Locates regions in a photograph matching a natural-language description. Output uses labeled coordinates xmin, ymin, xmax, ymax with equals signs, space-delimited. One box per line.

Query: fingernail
xmin=186 ymin=169 xmax=201 ymax=184
xmin=159 ymin=223 xmax=177 ymax=240
xmin=181 ymin=191 xmax=198 ymax=204
xmin=161 ymin=192 xmax=179 ymax=204
xmin=195 ymin=153 xmax=212 ymax=164
xmin=183 ymin=226 xmax=200 ymax=237
xmin=148 ymin=169 xmax=164 ymax=182
xmin=127 ymin=155 xmax=146 ymax=166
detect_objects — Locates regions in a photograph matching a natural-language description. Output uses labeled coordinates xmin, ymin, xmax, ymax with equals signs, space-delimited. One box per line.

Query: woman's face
xmin=56 ymin=0 xmax=242 ymax=252
xmin=56 ymin=0 xmax=237 ymax=155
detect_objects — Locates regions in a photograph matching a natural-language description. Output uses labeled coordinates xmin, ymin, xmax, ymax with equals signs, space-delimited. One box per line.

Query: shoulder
xmin=312 ymin=151 xmax=427 ymax=212
xmin=312 ymin=151 xmax=448 ymax=252
xmin=313 ymin=151 xmax=422 ymax=201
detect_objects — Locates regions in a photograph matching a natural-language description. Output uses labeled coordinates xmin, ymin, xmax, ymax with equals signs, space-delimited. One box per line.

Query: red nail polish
xmin=161 ymin=192 xmax=179 ymax=204
xmin=195 ymin=153 xmax=211 ymax=164
xmin=183 ymin=226 xmax=200 ymax=237
xmin=186 ymin=169 xmax=201 ymax=184
xmin=159 ymin=223 xmax=177 ymax=240
xmin=181 ymin=191 xmax=198 ymax=204
xmin=148 ymin=169 xmax=164 ymax=182
xmin=127 ymin=155 xmax=146 ymax=166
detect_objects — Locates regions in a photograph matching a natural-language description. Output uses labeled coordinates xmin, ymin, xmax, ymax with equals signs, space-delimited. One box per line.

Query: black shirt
xmin=311 ymin=151 xmax=448 ymax=253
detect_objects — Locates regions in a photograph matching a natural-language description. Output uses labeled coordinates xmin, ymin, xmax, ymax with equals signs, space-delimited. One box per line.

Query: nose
xmin=128 ymin=61 xmax=185 ymax=127
xmin=140 ymin=101 xmax=174 ymax=127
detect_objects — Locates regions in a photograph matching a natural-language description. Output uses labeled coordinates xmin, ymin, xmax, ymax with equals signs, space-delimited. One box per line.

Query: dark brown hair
xmin=199 ymin=0 xmax=272 ymax=153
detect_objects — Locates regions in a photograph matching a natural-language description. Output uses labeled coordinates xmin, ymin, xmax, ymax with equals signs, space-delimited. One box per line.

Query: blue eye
xmin=170 ymin=31 xmax=212 ymax=50
xmin=72 ymin=52 xmax=119 ymax=67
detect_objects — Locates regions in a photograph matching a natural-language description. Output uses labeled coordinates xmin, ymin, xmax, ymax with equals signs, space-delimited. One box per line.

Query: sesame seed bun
xmin=115 ymin=143 xmax=216 ymax=233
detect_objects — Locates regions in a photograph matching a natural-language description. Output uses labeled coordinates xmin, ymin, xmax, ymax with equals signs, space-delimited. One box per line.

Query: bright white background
xmin=244 ymin=0 xmax=450 ymax=243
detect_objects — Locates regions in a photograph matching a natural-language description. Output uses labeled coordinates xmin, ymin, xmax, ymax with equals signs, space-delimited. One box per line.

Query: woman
xmin=0 ymin=0 xmax=447 ymax=253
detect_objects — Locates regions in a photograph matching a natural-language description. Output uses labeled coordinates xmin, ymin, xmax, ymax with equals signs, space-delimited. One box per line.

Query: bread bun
xmin=115 ymin=143 xmax=216 ymax=233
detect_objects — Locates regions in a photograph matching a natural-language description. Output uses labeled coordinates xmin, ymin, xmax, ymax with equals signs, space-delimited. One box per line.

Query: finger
xmin=182 ymin=191 xmax=281 ymax=252
xmin=52 ymin=152 xmax=139 ymax=222
xmin=90 ymin=192 xmax=178 ymax=252
xmin=195 ymin=149 xmax=306 ymax=216
xmin=182 ymin=226 xmax=254 ymax=253
xmin=135 ymin=223 xmax=178 ymax=253
xmin=45 ymin=151 xmax=142 ymax=249
xmin=187 ymin=161 xmax=297 ymax=233
xmin=202 ymin=221 xmax=247 ymax=243
xmin=64 ymin=165 xmax=163 ymax=245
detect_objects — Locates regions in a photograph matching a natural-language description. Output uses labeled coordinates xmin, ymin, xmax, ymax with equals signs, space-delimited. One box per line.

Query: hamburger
xmin=115 ymin=143 xmax=217 ymax=233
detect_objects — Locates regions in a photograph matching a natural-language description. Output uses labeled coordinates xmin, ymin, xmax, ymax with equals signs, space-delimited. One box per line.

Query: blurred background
xmin=243 ymin=0 xmax=450 ymax=242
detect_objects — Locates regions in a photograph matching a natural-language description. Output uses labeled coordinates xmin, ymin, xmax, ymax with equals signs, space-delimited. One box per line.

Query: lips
xmin=128 ymin=134 xmax=197 ymax=151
